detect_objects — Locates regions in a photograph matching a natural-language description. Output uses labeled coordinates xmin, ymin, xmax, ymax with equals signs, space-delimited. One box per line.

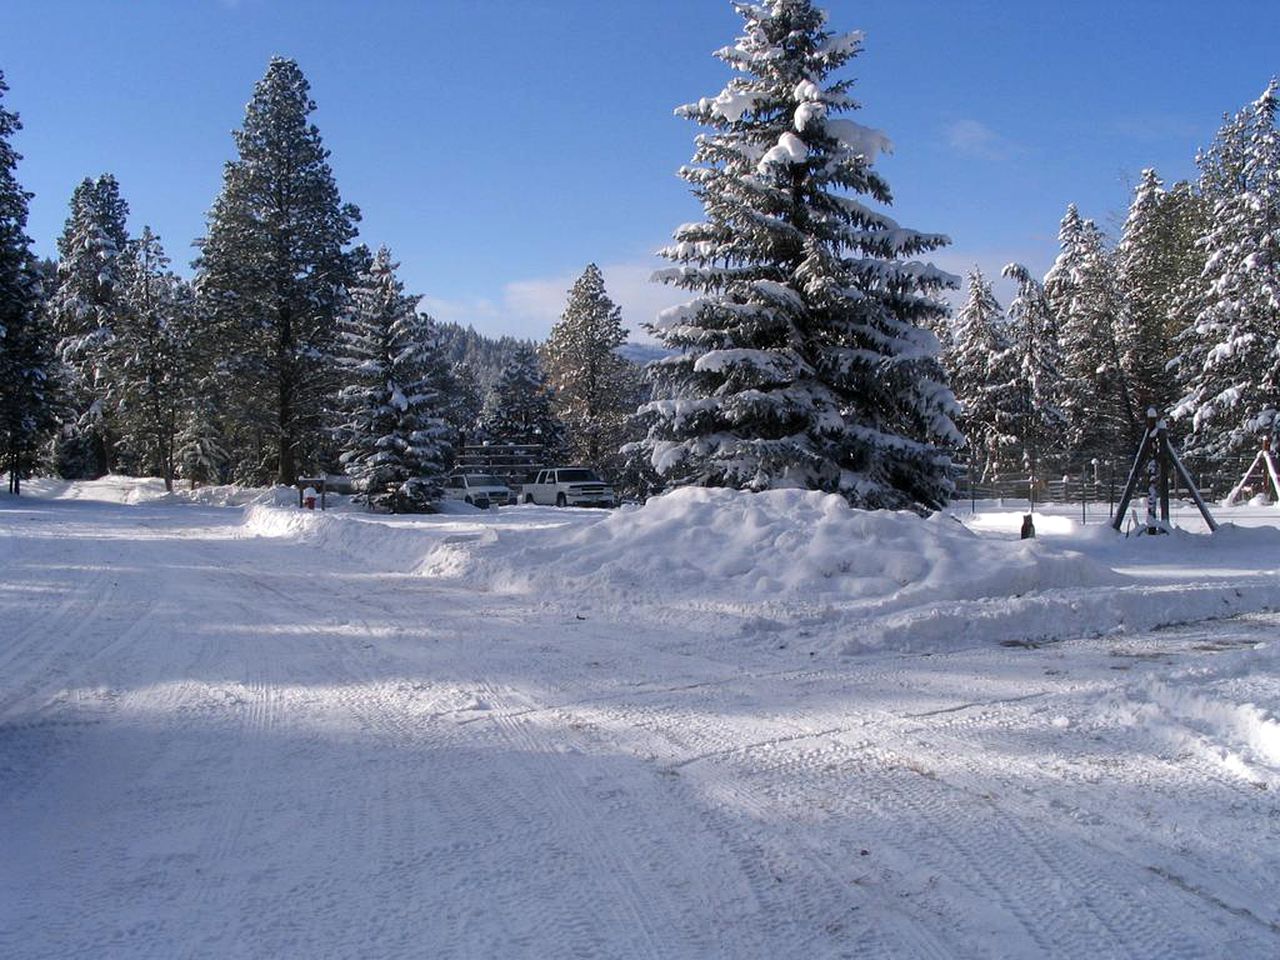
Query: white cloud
xmin=944 ymin=119 xmax=1021 ymax=161
xmin=420 ymin=257 xmax=687 ymax=344
xmin=422 ymin=247 xmax=1056 ymax=343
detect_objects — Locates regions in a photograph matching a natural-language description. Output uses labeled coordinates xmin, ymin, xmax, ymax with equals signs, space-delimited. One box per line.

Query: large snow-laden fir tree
xmin=49 ymin=173 xmax=130 ymax=478
xmin=0 ymin=71 xmax=57 ymax=494
xmin=195 ymin=57 xmax=360 ymax=487
xmin=631 ymin=0 xmax=959 ymax=511
xmin=1172 ymin=81 xmax=1280 ymax=461
xmin=1114 ymin=170 xmax=1206 ymax=418
xmin=540 ymin=264 xmax=634 ymax=473
xmin=1044 ymin=204 xmax=1136 ymax=460
xmin=334 ymin=247 xmax=451 ymax=512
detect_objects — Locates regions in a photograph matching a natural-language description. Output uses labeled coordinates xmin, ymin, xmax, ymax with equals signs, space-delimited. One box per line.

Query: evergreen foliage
xmin=334 ymin=247 xmax=451 ymax=512
xmin=540 ymin=264 xmax=633 ymax=472
xmin=110 ymin=228 xmax=194 ymax=490
xmin=194 ymin=57 xmax=360 ymax=486
xmin=1044 ymin=204 xmax=1136 ymax=459
xmin=1114 ymin=170 xmax=1206 ymax=416
xmin=435 ymin=322 xmax=536 ymax=397
xmin=1172 ymin=81 xmax=1280 ymax=461
xmin=445 ymin=360 xmax=485 ymax=444
xmin=946 ymin=270 xmax=1019 ymax=480
xmin=176 ymin=388 xmax=229 ymax=488
xmin=49 ymin=173 xmax=130 ymax=477
xmin=630 ymin=0 xmax=959 ymax=511
xmin=0 ymin=72 xmax=57 ymax=494
xmin=1002 ymin=262 xmax=1066 ymax=478
xmin=481 ymin=345 xmax=563 ymax=451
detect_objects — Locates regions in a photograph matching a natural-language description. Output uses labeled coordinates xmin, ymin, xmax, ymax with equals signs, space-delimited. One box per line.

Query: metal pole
xmin=1157 ymin=419 xmax=1170 ymax=528
xmin=1109 ymin=460 xmax=1116 ymax=519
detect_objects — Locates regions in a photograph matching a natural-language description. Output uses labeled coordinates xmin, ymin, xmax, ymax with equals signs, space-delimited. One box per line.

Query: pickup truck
xmin=442 ymin=473 xmax=515 ymax=508
xmin=522 ymin=467 xmax=617 ymax=508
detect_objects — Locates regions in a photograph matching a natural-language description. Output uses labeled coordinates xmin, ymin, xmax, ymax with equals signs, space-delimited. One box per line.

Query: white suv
xmin=523 ymin=468 xmax=617 ymax=508
xmin=443 ymin=473 xmax=515 ymax=509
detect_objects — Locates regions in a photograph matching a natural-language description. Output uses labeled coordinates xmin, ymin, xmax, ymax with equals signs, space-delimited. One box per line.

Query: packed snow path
xmin=2 ymin=489 xmax=1278 ymax=958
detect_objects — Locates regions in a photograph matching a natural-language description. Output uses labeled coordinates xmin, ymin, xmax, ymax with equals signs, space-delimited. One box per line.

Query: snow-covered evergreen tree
xmin=1044 ymin=204 xmax=1135 ymax=459
xmin=110 ymin=228 xmax=193 ymax=490
xmin=334 ymin=247 xmax=450 ymax=512
xmin=1115 ymin=170 xmax=1207 ymax=417
xmin=435 ymin=323 xmax=537 ymax=398
xmin=445 ymin=360 xmax=484 ymax=445
xmin=945 ymin=270 xmax=1019 ymax=480
xmin=481 ymin=345 xmax=563 ymax=451
xmin=1002 ymin=262 xmax=1066 ymax=478
xmin=176 ymin=388 xmax=228 ymax=488
xmin=629 ymin=0 xmax=959 ymax=511
xmin=195 ymin=57 xmax=360 ymax=486
xmin=540 ymin=263 xmax=633 ymax=472
xmin=49 ymin=173 xmax=130 ymax=477
xmin=0 ymin=72 xmax=57 ymax=494
xmin=1172 ymin=81 xmax=1280 ymax=461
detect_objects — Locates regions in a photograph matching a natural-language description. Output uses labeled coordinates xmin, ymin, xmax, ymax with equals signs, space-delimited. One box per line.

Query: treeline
xmin=0 ymin=60 xmax=640 ymax=508
xmin=5 ymin=2 xmax=1278 ymax=513
xmin=942 ymin=83 xmax=1280 ymax=486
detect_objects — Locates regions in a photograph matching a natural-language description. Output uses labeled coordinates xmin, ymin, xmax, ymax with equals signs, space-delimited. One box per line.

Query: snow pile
xmin=235 ymin=487 xmax=1280 ymax=655
xmin=421 ymin=487 xmax=1123 ymax=608
xmin=9 ymin=475 xmax=309 ymax=509
xmin=244 ymin=505 xmax=490 ymax=574
xmin=174 ymin=483 xmax=303 ymax=508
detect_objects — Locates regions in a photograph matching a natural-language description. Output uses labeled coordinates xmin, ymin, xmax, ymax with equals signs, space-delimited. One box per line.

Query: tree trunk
xmin=92 ymin=430 xmax=109 ymax=479
xmin=277 ymin=303 xmax=297 ymax=487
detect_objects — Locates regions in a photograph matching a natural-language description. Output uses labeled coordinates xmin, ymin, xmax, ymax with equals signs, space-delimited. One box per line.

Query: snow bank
xmin=239 ymin=487 xmax=1280 ymax=657
xmin=243 ymin=504 xmax=499 ymax=574
xmin=421 ymin=486 xmax=1123 ymax=609
xmin=9 ymin=475 xmax=304 ymax=509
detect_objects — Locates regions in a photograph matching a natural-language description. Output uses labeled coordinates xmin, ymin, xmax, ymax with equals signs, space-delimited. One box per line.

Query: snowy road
xmin=2 ymin=487 xmax=1278 ymax=958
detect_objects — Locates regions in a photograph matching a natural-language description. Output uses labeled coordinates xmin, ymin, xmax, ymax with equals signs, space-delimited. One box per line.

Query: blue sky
xmin=2 ymin=1 xmax=1276 ymax=340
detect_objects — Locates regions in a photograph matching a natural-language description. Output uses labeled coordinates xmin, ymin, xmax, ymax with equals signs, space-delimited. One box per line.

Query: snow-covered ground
xmin=2 ymin=477 xmax=1278 ymax=958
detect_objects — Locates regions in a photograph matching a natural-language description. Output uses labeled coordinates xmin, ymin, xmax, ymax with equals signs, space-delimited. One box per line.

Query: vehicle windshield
xmin=557 ymin=469 xmax=600 ymax=483
xmin=466 ymin=475 xmax=504 ymax=486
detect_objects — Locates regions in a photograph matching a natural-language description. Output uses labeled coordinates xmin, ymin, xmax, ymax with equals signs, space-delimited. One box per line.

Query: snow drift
xmin=240 ymin=486 xmax=1280 ymax=655
xmin=421 ymin=487 xmax=1123 ymax=603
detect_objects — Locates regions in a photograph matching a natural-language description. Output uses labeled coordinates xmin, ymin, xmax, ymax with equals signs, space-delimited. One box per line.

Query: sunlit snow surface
xmin=2 ymin=477 xmax=1278 ymax=958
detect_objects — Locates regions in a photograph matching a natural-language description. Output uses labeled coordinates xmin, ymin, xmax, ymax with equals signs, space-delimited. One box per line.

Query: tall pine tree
xmin=334 ymin=247 xmax=451 ymax=512
xmin=195 ymin=57 xmax=360 ymax=486
xmin=49 ymin=173 xmax=130 ymax=477
xmin=630 ymin=0 xmax=959 ymax=511
xmin=110 ymin=228 xmax=194 ymax=490
xmin=1002 ymin=262 xmax=1066 ymax=479
xmin=0 ymin=72 xmax=56 ymax=494
xmin=946 ymin=269 xmax=1018 ymax=481
xmin=540 ymin=264 xmax=632 ymax=472
xmin=1115 ymin=170 xmax=1207 ymax=417
xmin=1044 ymin=204 xmax=1135 ymax=460
xmin=1172 ymin=81 xmax=1280 ymax=461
